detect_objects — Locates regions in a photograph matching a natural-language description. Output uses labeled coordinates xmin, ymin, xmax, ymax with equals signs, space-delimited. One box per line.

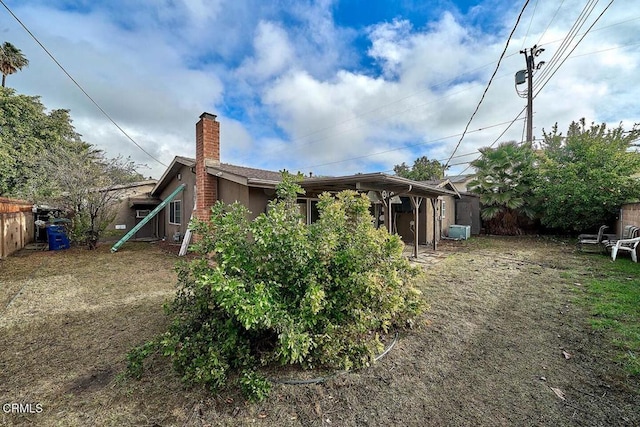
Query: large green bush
xmin=127 ymin=173 xmax=424 ymax=400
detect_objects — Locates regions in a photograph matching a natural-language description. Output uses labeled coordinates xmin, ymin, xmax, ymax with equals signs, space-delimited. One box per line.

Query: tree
xmin=36 ymin=148 xmax=142 ymax=249
xmin=0 ymin=87 xmax=85 ymax=196
xmin=0 ymin=42 xmax=29 ymax=88
xmin=536 ymin=119 xmax=640 ymax=232
xmin=394 ymin=156 xmax=447 ymax=181
xmin=0 ymin=86 xmax=143 ymax=247
xmin=467 ymin=141 xmax=538 ymax=235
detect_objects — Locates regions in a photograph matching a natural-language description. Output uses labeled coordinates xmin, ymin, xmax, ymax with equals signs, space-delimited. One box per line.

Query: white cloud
xmin=237 ymin=21 xmax=294 ymax=82
xmin=2 ymin=0 xmax=638 ymax=180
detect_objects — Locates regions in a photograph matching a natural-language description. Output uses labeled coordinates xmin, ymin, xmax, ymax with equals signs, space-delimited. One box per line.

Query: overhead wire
xmin=0 ymin=0 xmax=168 ymax=168
xmin=534 ymin=0 xmax=616 ymax=96
xmin=521 ymin=0 xmax=540 ymax=49
xmin=248 ymin=12 xmax=637 ymax=166
xmin=452 ymin=0 xmax=618 ymax=175
xmin=297 ymin=118 xmax=524 ymax=170
xmin=294 ymin=4 xmax=628 ymax=175
xmin=450 ymin=106 xmax=527 ymax=176
xmin=442 ymin=0 xmax=531 ymax=169
xmin=533 ymin=0 xmax=600 ymax=92
xmin=536 ymin=0 xmax=566 ymax=45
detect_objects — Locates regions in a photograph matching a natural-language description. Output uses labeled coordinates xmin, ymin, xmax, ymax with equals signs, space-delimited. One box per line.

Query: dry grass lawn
xmin=1 ymin=238 xmax=638 ymax=426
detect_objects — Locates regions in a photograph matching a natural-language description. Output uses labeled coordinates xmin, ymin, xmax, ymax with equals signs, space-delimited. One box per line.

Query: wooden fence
xmin=0 ymin=197 xmax=34 ymax=258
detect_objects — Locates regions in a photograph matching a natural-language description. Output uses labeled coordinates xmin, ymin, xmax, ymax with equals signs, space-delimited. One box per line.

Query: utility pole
xmin=516 ymin=45 xmax=545 ymax=143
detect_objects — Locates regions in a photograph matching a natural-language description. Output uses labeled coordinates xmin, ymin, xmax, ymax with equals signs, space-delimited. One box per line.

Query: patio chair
xmin=577 ymin=225 xmax=609 ymax=253
xmin=603 ymin=225 xmax=639 ymax=253
xmin=610 ymin=235 xmax=640 ymax=262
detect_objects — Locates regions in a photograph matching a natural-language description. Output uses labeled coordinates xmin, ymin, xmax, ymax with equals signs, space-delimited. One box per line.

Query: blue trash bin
xmin=47 ymin=225 xmax=70 ymax=251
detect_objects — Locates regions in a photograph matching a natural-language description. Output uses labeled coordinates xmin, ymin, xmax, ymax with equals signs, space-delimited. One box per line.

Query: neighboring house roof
xmin=105 ymin=179 xmax=158 ymax=192
xmin=446 ymin=174 xmax=475 ymax=184
xmin=422 ymin=179 xmax=461 ymax=198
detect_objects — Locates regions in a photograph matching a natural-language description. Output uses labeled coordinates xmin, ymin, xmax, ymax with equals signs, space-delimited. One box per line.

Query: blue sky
xmin=2 ymin=0 xmax=639 ymax=179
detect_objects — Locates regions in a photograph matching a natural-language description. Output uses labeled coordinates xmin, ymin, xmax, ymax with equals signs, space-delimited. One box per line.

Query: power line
xmin=453 ymin=106 xmax=527 ymax=176
xmin=534 ymin=0 xmax=616 ymax=97
xmin=443 ymin=0 xmax=531 ymax=169
xmin=533 ymin=0 xmax=599 ymax=92
xmin=0 ymin=0 xmax=168 ymax=168
xmin=292 ymin=4 xmax=628 ymax=175
xmin=241 ymin=13 xmax=638 ymax=166
xmin=536 ymin=0 xmax=566 ymax=46
xmin=521 ymin=0 xmax=540 ymax=49
xmin=297 ymin=118 xmax=525 ymax=170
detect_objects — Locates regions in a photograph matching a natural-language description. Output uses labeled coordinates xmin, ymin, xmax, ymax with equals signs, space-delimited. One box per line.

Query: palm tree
xmin=0 ymin=42 xmax=29 ymax=88
xmin=467 ymin=141 xmax=538 ymax=235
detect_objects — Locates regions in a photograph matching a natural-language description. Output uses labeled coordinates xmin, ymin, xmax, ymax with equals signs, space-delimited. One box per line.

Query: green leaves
xmin=394 ymin=156 xmax=447 ymax=181
xmin=537 ymin=120 xmax=640 ymax=232
xmin=0 ymin=42 xmax=29 ymax=88
xmin=468 ymin=141 xmax=538 ymax=234
xmin=128 ymin=173 xmax=424 ymax=401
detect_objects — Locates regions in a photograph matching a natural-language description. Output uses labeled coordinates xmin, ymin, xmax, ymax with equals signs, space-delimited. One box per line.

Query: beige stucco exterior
xmin=157 ymin=164 xmax=196 ymax=241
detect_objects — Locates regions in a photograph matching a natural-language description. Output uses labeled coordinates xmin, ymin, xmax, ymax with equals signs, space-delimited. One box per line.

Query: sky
xmin=1 ymin=0 xmax=638 ymax=179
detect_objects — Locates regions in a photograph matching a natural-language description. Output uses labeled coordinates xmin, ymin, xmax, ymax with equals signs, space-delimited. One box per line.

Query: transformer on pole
xmin=515 ymin=45 xmax=545 ymax=143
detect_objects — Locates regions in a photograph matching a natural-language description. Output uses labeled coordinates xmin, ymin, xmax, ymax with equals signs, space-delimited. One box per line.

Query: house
xmin=147 ymin=112 xmax=459 ymax=255
xmin=149 ymin=113 xmax=282 ymax=242
xmin=446 ymin=174 xmax=476 ymax=193
xmin=106 ymin=180 xmax=160 ymax=241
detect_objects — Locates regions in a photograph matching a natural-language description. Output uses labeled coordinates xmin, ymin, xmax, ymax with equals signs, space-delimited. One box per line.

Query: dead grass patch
xmin=1 ymin=237 xmax=638 ymax=426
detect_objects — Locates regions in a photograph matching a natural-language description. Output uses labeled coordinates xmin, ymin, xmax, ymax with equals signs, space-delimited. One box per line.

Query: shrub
xmin=127 ymin=172 xmax=424 ymax=400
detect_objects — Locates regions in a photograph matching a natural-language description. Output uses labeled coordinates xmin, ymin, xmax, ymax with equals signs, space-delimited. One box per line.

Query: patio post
xmin=431 ymin=198 xmax=438 ymax=251
xmin=410 ymin=196 xmax=422 ymax=258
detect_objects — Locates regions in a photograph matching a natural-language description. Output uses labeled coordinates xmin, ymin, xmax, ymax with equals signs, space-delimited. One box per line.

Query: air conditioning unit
xmin=449 ymin=225 xmax=471 ymax=240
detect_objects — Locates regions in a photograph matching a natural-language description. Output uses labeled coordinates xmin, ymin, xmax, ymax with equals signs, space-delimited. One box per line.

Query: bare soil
xmin=0 ymin=237 xmax=638 ymax=426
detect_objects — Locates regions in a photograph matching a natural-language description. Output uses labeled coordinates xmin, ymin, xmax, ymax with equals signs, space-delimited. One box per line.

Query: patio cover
xmin=300 ymin=173 xmax=457 ymax=257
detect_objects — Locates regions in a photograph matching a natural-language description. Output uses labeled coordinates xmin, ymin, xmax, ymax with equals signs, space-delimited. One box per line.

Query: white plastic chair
xmin=610 ymin=236 xmax=640 ymax=263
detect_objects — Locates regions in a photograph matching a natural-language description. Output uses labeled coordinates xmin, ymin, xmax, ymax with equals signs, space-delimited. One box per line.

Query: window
xmin=297 ymin=199 xmax=308 ymax=224
xmin=296 ymin=198 xmax=320 ymax=225
xmin=136 ymin=209 xmax=151 ymax=218
xmin=169 ymin=200 xmax=182 ymax=225
xmin=441 ymin=200 xmax=446 ymax=220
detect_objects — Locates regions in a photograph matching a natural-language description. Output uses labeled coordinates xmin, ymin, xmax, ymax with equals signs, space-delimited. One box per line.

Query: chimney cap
xmin=199 ymin=112 xmax=217 ymax=121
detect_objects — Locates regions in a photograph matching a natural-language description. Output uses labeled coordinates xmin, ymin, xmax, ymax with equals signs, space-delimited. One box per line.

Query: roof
xmin=300 ymin=172 xmax=457 ymax=199
xmin=151 ymin=156 xmax=195 ymax=195
xmin=105 ymin=179 xmax=157 ymax=192
xmin=153 ymin=156 xmax=457 ymax=199
xmin=152 ymin=156 xmax=284 ymax=194
xmin=446 ymin=174 xmax=475 ymax=183
xmin=206 ymin=161 xmax=282 ymax=188
xmin=421 ymin=178 xmax=461 ymax=198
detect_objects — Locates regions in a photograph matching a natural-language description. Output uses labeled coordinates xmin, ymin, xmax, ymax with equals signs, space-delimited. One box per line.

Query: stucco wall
xmin=219 ymin=179 xmax=250 ymax=207
xmin=159 ymin=166 xmax=196 ymax=240
xmin=248 ymin=187 xmax=272 ymax=220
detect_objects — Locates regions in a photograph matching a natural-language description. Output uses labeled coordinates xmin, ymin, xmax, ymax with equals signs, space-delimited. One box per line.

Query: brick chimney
xmin=195 ymin=112 xmax=220 ymax=222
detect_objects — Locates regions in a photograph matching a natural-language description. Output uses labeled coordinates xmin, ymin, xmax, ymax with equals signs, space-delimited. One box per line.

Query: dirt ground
xmin=0 ymin=237 xmax=638 ymax=426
